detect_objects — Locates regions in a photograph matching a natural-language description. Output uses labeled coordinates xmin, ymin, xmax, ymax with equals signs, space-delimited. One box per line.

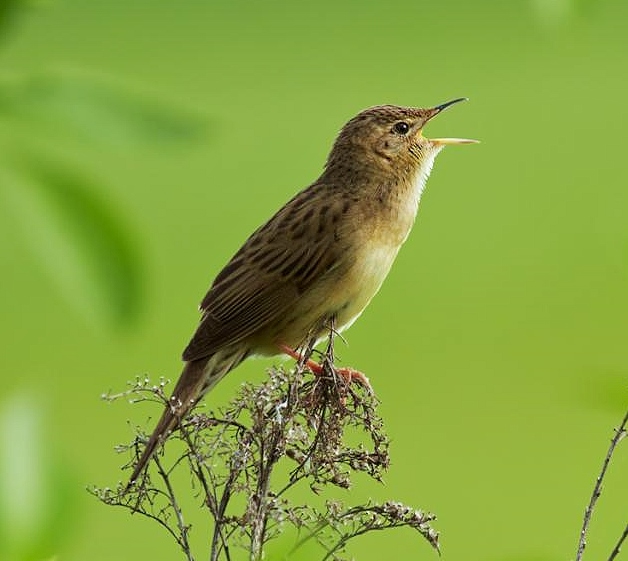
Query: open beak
xmin=424 ymin=98 xmax=479 ymax=146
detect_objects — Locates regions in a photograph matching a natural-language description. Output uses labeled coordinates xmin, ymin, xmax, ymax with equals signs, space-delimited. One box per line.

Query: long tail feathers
xmin=126 ymin=346 xmax=249 ymax=489
xmin=127 ymin=358 xmax=207 ymax=487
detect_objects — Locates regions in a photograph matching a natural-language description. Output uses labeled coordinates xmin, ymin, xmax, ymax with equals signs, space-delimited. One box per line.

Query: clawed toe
xmin=334 ymin=367 xmax=372 ymax=392
xmin=278 ymin=343 xmax=372 ymax=393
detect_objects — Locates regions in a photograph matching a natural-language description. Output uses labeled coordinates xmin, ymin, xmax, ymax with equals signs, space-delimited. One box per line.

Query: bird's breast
xmin=332 ymin=236 xmax=402 ymax=332
xmin=333 ymin=164 xmax=434 ymax=331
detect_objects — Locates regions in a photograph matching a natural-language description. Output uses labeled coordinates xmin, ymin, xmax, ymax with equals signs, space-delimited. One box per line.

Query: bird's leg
xmin=278 ymin=344 xmax=371 ymax=391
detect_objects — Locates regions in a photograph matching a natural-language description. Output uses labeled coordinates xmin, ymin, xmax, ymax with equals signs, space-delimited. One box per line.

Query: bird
xmin=127 ymin=99 xmax=477 ymax=486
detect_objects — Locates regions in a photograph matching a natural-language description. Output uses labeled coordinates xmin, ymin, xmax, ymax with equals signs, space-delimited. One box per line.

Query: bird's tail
xmin=127 ymin=346 xmax=249 ymax=488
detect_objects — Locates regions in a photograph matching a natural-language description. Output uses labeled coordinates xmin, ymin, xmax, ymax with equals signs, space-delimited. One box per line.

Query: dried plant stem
xmin=249 ymin=442 xmax=274 ymax=561
xmin=154 ymin=455 xmax=194 ymax=561
xmin=576 ymin=408 xmax=628 ymax=561
xmin=92 ymin=328 xmax=440 ymax=561
xmin=210 ymin=468 xmax=235 ymax=561
xmin=608 ymin=524 xmax=628 ymax=561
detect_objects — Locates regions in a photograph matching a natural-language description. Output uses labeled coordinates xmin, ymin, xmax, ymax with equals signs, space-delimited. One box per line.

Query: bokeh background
xmin=1 ymin=0 xmax=627 ymax=560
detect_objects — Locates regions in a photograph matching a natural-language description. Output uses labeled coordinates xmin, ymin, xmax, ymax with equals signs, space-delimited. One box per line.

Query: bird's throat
xmin=392 ymin=147 xmax=442 ymax=245
xmin=412 ymin=146 xmax=442 ymax=204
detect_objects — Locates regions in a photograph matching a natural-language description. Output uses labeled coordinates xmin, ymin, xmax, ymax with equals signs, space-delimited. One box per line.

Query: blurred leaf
xmin=531 ymin=0 xmax=573 ymax=25
xmin=0 ymin=72 xmax=211 ymax=148
xmin=0 ymin=394 xmax=46 ymax=555
xmin=0 ymin=0 xmax=55 ymax=48
xmin=1 ymin=158 xmax=144 ymax=329
xmin=531 ymin=0 xmax=606 ymax=25
xmin=0 ymin=394 xmax=77 ymax=561
xmin=0 ymin=0 xmax=23 ymax=38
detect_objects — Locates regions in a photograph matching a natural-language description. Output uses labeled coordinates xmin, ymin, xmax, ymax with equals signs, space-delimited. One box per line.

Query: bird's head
xmin=325 ymin=99 xmax=477 ymax=182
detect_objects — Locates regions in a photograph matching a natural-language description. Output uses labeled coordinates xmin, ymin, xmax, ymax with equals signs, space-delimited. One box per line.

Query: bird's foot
xmin=278 ymin=344 xmax=372 ymax=392
xmin=332 ymin=366 xmax=372 ymax=391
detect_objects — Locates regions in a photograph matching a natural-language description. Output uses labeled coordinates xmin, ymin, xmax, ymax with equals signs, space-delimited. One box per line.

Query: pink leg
xmin=278 ymin=344 xmax=371 ymax=390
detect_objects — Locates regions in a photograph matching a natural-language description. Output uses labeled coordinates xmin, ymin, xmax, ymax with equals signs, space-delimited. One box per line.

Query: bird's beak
xmin=430 ymin=137 xmax=479 ymax=146
xmin=423 ymin=98 xmax=479 ymax=146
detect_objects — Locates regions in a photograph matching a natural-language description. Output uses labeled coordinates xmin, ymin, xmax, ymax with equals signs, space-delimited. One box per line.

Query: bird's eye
xmin=393 ymin=121 xmax=410 ymax=135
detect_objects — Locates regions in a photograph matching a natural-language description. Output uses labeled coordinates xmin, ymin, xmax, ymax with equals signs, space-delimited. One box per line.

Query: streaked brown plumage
xmin=128 ymin=100 xmax=476 ymax=485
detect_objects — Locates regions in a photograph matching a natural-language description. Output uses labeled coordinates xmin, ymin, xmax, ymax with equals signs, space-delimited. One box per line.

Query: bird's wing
xmin=182 ymin=185 xmax=352 ymax=362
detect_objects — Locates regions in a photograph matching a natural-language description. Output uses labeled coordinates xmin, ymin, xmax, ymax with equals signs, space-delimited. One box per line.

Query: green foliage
xmin=0 ymin=0 xmax=23 ymax=38
xmin=0 ymin=395 xmax=77 ymax=561
xmin=2 ymin=159 xmax=143 ymax=328
xmin=0 ymin=73 xmax=210 ymax=148
xmin=0 ymin=72 xmax=211 ymax=330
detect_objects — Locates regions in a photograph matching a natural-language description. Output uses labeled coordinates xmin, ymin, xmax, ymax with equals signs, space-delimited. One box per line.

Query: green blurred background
xmin=1 ymin=0 xmax=627 ymax=559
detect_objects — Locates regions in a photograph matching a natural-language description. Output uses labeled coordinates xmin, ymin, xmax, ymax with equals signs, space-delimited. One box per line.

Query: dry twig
xmin=90 ymin=333 xmax=439 ymax=560
xmin=575 ymin=408 xmax=628 ymax=561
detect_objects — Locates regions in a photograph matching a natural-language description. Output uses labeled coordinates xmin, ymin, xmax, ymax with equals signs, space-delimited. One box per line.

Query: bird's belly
xmin=333 ymin=241 xmax=401 ymax=332
xmin=260 ymin=240 xmax=401 ymax=352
